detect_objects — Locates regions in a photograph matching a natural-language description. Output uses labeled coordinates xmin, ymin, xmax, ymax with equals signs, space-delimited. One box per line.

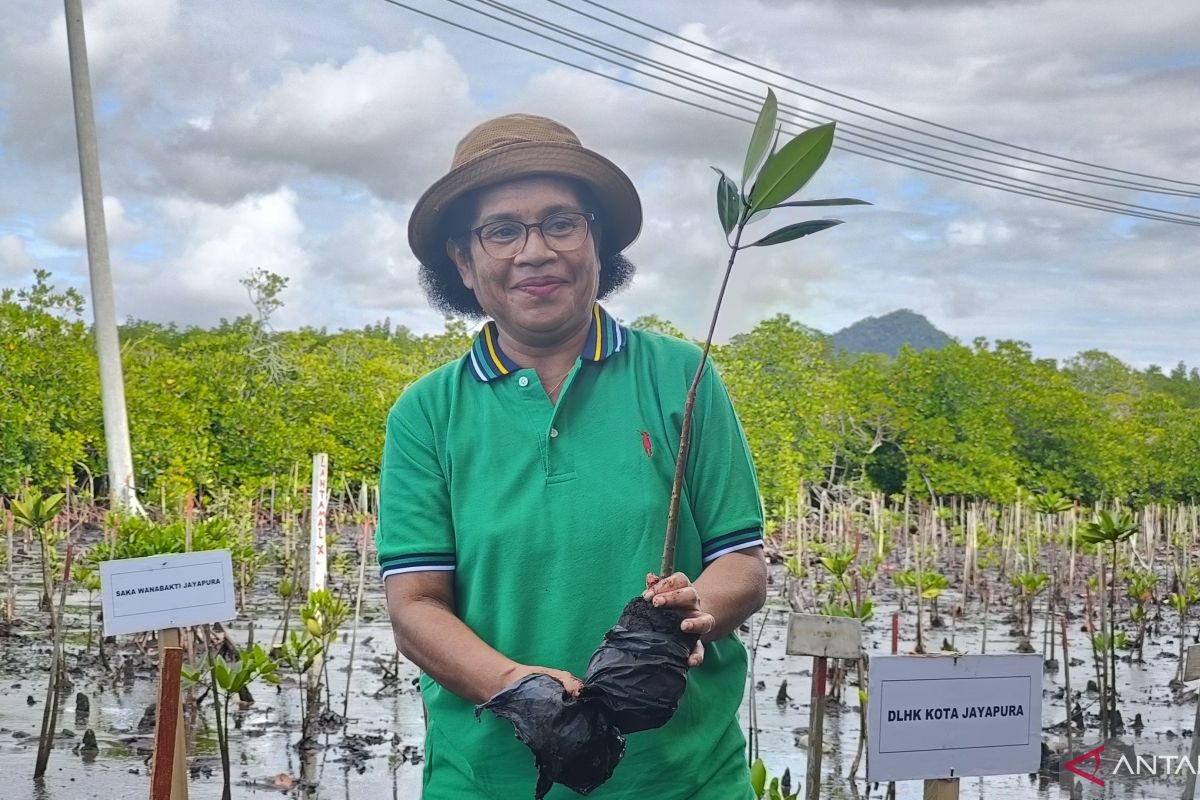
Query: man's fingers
xmin=681 ymin=612 xmax=715 ymax=636
xmin=688 ymin=639 xmax=705 ymax=668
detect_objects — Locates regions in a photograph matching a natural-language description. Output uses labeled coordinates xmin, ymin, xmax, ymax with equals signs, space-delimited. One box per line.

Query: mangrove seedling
xmin=1081 ymin=509 xmax=1137 ymax=737
xmin=751 ymin=757 xmax=797 ymax=800
xmin=182 ymin=642 xmax=279 ymax=800
xmin=1124 ymin=569 xmax=1158 ymax=663
xmin=659 ymin=88 xmax=867 ymax=577
xmin=1010 ymin=571 xmax=1049 ymax=639
xmin=10 ymin=489 xmax=64 ymax=613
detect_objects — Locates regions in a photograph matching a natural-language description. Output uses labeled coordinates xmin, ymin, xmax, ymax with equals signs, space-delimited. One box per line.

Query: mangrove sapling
xmin=10 ymin=490 xmax=65 ymax=613
xmin=299 ymin=589 xmax=350 ymax=715
xmin=1010 ymin=572 xmax=1049 ymax=641
xmin=659 ymin=89 xmax=866 ymax=577
xmin=1081 ymin=510 xmax=1137 ymax=736
xmin=1034 ymin=491 xmax=1074 ymax=666
xmin=1124 ymin=570 xmax=1158 ymax=662
xmin=72 ymin=563 xmax=102 ymax=653
xmin=817 ymin=553 xmax=873 ymax=780
xmin=279 ymin=629 xmax=323 ymax=749
xmin=1169 ymin=569 xmax=1200 ymax=686
xmin=33 ymin=541 xmax=74 ymax=780
xmin=182 ymin=640 xmax=279 ymax=800
xmin=750 ymin=758 xmax=798 ymax=800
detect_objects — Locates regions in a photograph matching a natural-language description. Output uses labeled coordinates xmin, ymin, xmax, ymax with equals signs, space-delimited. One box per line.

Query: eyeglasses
xmin=471 ymin=211 xmax=595 ymax=259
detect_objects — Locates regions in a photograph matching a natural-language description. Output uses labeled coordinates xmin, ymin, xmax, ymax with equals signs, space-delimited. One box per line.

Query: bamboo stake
xmin=343 ymin=518 xmax=371 ymax=723
xmin=4 ymin=508 xmax=13 ymax=622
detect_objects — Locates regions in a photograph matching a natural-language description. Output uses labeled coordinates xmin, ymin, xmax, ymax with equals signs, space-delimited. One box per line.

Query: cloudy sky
xmin=1 ymin=0 xmax=1197 ymax=368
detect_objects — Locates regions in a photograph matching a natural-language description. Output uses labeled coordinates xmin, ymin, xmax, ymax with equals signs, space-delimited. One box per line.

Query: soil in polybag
xmin=580 ymin=596 xmax=698 ymax=733
xmin=477 ymin=596 xmax=699 ymax=798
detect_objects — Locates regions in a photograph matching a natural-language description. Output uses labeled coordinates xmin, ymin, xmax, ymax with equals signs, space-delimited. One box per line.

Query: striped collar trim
xmin=466 ymin=304 xmax=627 ymax=383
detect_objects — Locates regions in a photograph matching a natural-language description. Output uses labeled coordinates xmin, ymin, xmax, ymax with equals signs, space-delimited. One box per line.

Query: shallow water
xmin=3 ymin=553 xmax=1199 ymax=799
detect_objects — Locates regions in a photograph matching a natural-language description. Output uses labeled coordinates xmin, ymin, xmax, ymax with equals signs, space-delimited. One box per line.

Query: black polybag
xmin=477 ymin=596 xmax=700 ymax=798
xmin=477 ymin=674 xmax=625 ymax=799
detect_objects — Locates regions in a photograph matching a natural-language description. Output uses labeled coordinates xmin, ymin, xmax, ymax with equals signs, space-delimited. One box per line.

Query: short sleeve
xmin=686 ymin=361 xmax=765 ymax=566
xmin=375 ymin=389 xmax=456 ymax=580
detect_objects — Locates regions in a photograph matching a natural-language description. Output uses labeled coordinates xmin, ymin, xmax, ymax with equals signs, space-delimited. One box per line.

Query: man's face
xmin=449 ymin=176 xmax=601 ymax=348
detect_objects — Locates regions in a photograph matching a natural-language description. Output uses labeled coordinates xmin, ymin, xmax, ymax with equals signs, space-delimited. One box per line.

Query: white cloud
xmin=0 ymin=0 xmax=181 ymax=162
xmin=201 ymin=40 xmax=475 ymax=199
xmin=945 ymin=219 xmax=1013 ymax=247
xmin=320 ymin=204 xmax=427 ymax=312
xmin=113 ymin=189 xmax=309 ymax=325
xmin=0 ymin=235 xmax=36 ymax=278
xmin=45 ymin=195 xmax=140 ymax=248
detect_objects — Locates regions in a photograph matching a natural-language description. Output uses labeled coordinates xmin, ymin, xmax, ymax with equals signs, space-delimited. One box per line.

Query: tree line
xmin=2 ymin=271 xmax=1197 ymax=516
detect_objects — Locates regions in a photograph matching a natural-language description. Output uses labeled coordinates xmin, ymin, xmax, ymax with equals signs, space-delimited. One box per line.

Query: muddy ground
xmin=2 ymin=531 xmax=1199 ymax=800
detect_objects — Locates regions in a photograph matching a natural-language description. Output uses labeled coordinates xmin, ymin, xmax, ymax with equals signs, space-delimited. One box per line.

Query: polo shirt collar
xmin=466 ymin=303 xmax=627 ymax=383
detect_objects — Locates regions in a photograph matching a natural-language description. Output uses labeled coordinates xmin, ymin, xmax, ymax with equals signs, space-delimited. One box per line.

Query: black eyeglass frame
xmin=469 ymin=211 xmax=596 ymax=258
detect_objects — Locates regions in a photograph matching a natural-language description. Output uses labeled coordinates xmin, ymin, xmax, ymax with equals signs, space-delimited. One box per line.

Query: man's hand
xmin=644 ymin=572 xmax=713 ymax=668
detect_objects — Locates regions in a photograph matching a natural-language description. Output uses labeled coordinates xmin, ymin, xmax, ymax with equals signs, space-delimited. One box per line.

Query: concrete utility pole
xmin=63 ymin=0 xmax=139 ymax=511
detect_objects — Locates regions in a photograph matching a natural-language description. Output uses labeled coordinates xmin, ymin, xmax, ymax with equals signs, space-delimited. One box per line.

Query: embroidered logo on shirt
xmin=641 ymin=431 xmax=653 ymax=458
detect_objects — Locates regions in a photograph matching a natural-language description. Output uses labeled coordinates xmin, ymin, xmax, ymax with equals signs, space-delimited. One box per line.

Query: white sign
xmin=866 ymin=654 xmax=1042 ymax=782
xmin=99 ymin=550 xmax=236 ymax=636
xmin=309 ymin=452 xmax=329 ymax=592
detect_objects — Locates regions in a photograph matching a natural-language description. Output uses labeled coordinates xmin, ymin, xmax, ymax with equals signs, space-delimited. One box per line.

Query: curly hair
xmin=417 ymin=178 xmax=636 ymax=318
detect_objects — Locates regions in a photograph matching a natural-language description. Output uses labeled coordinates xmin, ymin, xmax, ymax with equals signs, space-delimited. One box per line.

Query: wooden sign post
xmin=786 ymin=613 xmax=863 ymax=800
xmin=99 ymin=550 xmax=237 ymax=800
xmin=151 ymin=628 xmax=188 ymax=800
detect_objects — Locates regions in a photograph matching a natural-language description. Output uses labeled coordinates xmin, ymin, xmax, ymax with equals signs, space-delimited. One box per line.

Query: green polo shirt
xmin=377 ymin=304 xmax=763 ymax=800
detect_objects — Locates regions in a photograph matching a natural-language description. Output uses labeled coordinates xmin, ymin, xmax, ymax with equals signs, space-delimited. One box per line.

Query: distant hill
xmin=830 ymin=309 xmax=953 ymax=358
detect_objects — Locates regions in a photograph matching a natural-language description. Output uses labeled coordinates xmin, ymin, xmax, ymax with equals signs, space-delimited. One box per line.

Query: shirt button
xmin=518 ymin=376 xmax=529 ymax=387
xmin=549 ymin=428 xmax=559 ymax=438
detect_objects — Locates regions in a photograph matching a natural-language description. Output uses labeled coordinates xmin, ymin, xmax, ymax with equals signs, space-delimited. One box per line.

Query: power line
xmin=441 ymin=0 xmax=1200 ymax=225
xmin=473 ymin=0 xmax=1200 ymax=221
xmin=545 ymin=0 xmax=1198 ymax=199
xmin=378 ymin=0 xmax=1200 ymax=226
xmin=572 ymin=0 xmax=1200 ymax=192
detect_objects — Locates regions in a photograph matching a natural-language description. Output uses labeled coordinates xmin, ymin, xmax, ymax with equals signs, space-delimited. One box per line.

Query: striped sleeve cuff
xmin=379 ymin=552 xmax=456 ymax=580
xmin=702 ymin=527 xmax=764 ymax=564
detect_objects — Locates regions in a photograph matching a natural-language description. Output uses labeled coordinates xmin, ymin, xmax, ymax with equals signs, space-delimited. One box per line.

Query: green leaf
xmin=750 ymin=758 xmax=767 ymax=798
xmin=214 ymin=659 xmax=232 ymax=692
xmin=742 ymin=89 xmax=779 ymax=187
xmin=759 ymin=198 xmax=870 ymax=209
xmin=712 ymin=168 xmax=741 ymax=237
xmin=747 ymin=220 xmax=842 ymax=247
xmin=769 ymin=777 xmax=782 ymax=800
xmin=749 ymin=122 xmax=836 ymax=214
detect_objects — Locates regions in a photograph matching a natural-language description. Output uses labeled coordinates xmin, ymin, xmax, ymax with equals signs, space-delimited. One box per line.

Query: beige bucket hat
xmin=408 ymin=113 xmax=642 ymax=274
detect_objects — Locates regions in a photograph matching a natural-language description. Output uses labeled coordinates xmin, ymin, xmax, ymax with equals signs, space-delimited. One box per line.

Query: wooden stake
xmin=805 ymin=656 xmax=827 ymax=800
xmin=151 ymin=627 xmax=188 ymax=800
xmin=3 ymin=508 xmax=13 ymax=623
xmin=923 ymin=778 xmax=959 ymax=799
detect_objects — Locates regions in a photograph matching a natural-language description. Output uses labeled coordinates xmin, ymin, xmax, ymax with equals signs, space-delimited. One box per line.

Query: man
xmin=378 ymin=113 xmax=767 ymax=798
